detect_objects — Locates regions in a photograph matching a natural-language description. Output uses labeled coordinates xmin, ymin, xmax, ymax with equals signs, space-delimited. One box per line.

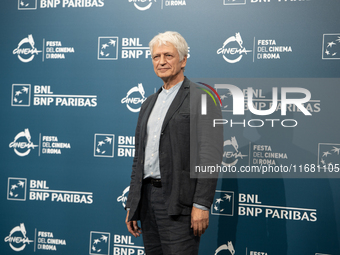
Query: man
xmin=125 ymin=31 xmax=223 ymax=255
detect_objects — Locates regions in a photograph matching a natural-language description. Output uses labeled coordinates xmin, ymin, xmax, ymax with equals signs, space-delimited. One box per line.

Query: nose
xmin=160 ymin=55 xmax=166 ymax=65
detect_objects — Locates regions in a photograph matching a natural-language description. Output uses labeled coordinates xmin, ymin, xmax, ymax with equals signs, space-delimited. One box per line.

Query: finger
xmin=198 ymin=223 xmax=203 ymax=237
xmin=132 ymin=221 xmax=137 ymax=230
xmin=197 ymin=218 xmax=209 ymax=237
xmin=126 ymin=222 xmax=137 ymax=237
xmin=193 ymin=222 xmax=198 ymax=236
xmin=201 ymin=226 xmax=206 ymax=235
xmin=128 ymin=221 xmax=140 ymax=237
xmin=133 ymin=221 xmax=141 ymax=236
xmin=202 ymin=219 xmax=209 ymax=235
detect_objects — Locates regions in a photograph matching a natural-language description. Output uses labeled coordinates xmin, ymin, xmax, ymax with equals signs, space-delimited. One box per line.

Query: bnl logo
xmin=98 ymin=37 xmax=119 ymax=60
xmin=7 ymin=178 xmax=27 ymax=201
xmin=89 ymin=232 xmax=110 ymax=255
xmin=213 ymin=84 xmax=312 ymax=116
xmin=12 ymin=84 xmax=31 ymax=106
xmin=322 ymin=34 xmax=340 ymax=60
xmin=223 ymin=0 xmax=246 ymax=5
xmin=94 ymin=134 xmax=114 ymax=157
xmin=211 ymin=190 xmax=234 ymax=216
xmin=18 ymin=0 xmax=37 ymax=10
xmin=318 ymin=143 xmax=340 ymax=167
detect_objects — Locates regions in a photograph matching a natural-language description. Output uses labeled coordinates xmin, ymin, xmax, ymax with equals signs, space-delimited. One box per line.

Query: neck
xmin=162 ymin=73 xmax=185 ymax=90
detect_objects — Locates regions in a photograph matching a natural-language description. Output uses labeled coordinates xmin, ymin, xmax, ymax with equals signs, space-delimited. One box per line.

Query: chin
xmin=157 ymin=73 xmax=171 ymax=79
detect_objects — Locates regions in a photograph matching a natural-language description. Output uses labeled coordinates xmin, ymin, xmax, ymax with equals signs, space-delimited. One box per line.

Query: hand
xmin=191 ymin=206 xmax=209 ymax=237
xmin=125 ymin=210 xmax=142 ymax=237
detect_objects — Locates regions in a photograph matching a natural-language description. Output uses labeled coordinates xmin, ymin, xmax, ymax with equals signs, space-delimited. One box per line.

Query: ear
xmin=181 ymin=55 xmax=187 ymax=69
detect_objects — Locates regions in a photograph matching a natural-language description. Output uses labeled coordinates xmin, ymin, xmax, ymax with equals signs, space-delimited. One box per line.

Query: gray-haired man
xmin=125 ymin=31 xmax=223 ymax=255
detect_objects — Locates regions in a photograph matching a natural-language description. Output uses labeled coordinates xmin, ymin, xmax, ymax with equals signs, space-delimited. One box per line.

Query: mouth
xmin=158 ymin=68 xmax=170 ymax=72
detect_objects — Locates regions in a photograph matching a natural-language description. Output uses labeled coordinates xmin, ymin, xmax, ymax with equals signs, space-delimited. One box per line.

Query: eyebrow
xmin=153 ymin=51 xmax=173 ymax=55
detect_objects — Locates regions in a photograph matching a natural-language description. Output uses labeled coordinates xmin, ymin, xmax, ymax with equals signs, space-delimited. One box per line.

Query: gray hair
xmin=149 ymin=31 xmax=188 ymax=61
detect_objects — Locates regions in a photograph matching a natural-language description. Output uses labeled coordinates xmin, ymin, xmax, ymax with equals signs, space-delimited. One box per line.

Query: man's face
xmin=152 ymin=42 xmax=187 ymax=82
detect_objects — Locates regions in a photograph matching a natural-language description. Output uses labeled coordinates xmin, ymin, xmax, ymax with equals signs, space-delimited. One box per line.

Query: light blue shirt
xmin=144 ymin=81 xmax=182 ymax=179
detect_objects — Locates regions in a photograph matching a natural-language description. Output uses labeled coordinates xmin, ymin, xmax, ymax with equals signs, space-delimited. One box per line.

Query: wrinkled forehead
xmin=152 ymin=41 xmax=178 ymax=55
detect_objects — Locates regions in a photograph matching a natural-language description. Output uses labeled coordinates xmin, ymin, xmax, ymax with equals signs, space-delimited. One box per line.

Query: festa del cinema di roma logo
xmin=13 ymin=35 xmax=75 ymax=62
xmin=13 ymin=34 xmax=42 ymax=63
xmin=217 ymin=33 xmax=252 ymax=63
xmin=121 ymin=83 xmax=147 ymax=113
xmin=9 ymin=128 xmax=71 ymax=156
xmin=5 ymin=223 xmax=33 ymax=252
xmin=128 ymin=0 xmax=156 ymax=11
xmin=215 ymin=242 xmax=235 ymax=255
xmin=9 ymin=128 xmax=38 ymax=156
xmin=5 ymin=220 xmax=67 ymax=252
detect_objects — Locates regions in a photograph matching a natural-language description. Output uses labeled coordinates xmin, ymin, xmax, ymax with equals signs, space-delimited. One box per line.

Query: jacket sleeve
xmin=192 ymin=85 xmax=223 ymax=209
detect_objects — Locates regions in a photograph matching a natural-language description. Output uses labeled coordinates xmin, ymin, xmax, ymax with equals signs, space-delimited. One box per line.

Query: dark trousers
xmin=140 ymin=182 xmax=200 ymax=255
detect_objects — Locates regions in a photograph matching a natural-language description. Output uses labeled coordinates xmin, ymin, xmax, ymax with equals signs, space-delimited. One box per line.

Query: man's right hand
xmin=125 ymin=211 xmax=142 ymax=237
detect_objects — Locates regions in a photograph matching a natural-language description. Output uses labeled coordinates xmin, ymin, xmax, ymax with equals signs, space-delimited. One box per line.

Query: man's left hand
xmin=191 ymin=206 xmax=209 ymax=237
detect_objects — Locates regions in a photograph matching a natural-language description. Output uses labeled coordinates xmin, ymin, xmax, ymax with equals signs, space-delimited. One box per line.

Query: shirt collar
xmin=161 ymin=80 xmax=183 ymax=95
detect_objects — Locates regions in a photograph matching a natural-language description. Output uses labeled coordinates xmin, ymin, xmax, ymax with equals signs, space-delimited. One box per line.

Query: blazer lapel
xmin=140 ymin=87 xmax=162 ymax=147
xmin=161 ymin=77 xmax=190 ymax=133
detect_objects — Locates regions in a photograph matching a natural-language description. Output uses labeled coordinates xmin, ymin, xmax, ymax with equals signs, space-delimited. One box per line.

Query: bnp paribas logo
xmin=89 ymin=232 xmax=110 ymax=255
xmin=7 ymin=178 xmax=27 ymax=201
xmin=318 ymin=143 xmax=340 ymax=169
xmin=18 ymin=0 xmax=37 ymax=10
xmin=211 ymin=190 xmax=234 ymax=216
xmin=223 ymin=0 xmax=246 ymax=5
xmin=12 ymin=84 xmax=31 ymax=107
xmin=98 ymin=37 xmax=119 ymax=60
xmin=322 ymin=34 xmax=340 ymax=60
xmin=94 ymin=134 xmax=114 ymax=157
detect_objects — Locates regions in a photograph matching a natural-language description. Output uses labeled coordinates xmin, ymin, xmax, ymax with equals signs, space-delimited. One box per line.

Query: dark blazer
xmin=126 ymin=77 xmax=223 ymax=221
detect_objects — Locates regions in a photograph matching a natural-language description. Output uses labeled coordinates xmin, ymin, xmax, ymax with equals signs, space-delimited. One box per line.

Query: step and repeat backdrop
xmin=1 ymin=0 xmax=340 ymax=255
